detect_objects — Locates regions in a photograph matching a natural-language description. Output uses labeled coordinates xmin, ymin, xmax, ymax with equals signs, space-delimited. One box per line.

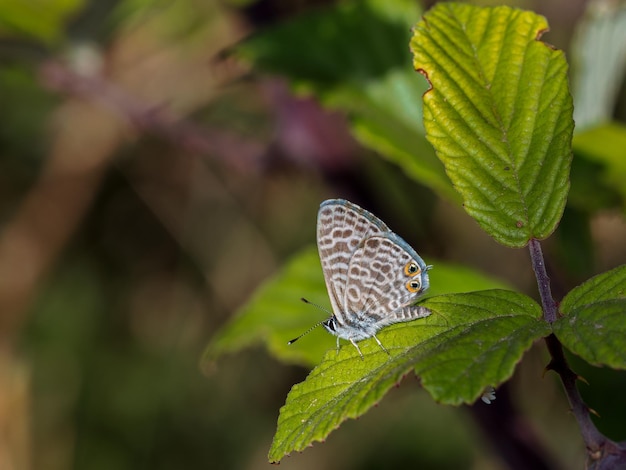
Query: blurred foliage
xmin=572 ymin=123 xmax=626 ymax=208
xmin=0 ymin=0 xmax=625 ymax=469
xmin=236 ymin=0 xmax=456 ymax=200
xmin=0 ymin=0 xmax=84 ymax=44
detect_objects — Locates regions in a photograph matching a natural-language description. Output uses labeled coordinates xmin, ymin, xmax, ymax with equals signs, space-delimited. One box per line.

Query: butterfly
xmin=290 ymin=199 xmax=431 ymax=358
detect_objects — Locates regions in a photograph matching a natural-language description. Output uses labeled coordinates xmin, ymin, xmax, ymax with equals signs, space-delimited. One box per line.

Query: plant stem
xmin=529 ymin=238 xmax=622 ymax=465
xmin=528 ymin=238 xmax=558 ymax=323
xmin=544 ymin=334 xmax=605 ymax=452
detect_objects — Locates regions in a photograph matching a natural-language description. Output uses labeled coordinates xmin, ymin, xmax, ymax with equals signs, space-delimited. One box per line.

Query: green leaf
xmin=554 ymin=300 xmax=626 ymax=370
xmin=411 ymin=4 xmax=574 ymax=247
xmin=205 ymin=247 xmax=513 ymax=367
xmin=414 ymin=291 xmax=548 ymax=403
xmin=268 ymin=289 xmax=548 ymax=463
xmin=237 ymin=0 xmax=458 ymax=201
xmin=560 ymin=264 xmax=626 ymax=312
xmin=554 ymin=265 xmax=626 ymax=369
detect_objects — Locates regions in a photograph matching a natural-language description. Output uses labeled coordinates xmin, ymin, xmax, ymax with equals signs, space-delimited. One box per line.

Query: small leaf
xmin=411 ymin=4 xmax=574 ymax=247
xmin=204 ymin=247 xmax=512 ymax=367
xmin=268 ymin=289 xmax=548 ymax=463
xmin=554 ymin=265 xmax=626 ymax=369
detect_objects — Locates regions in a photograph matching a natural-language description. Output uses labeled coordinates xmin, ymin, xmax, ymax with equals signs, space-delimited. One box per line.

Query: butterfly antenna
xmin=288 ymin=320 xmax=324 ymax=344
xmin=288 ymin=298 xmax=331 ymax=344
xmin=300 ymin=297 xmax=333 ymax=315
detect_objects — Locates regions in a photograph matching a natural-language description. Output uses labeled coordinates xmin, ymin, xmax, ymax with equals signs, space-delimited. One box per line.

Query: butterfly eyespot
xmin=404 ymin=262 xmax=420 ymax=277
xmin=406 ymin=280 xmax=422 ymax=293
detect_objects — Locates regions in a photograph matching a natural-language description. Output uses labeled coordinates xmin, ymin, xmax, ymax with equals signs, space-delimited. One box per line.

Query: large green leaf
xmin=554 ymin=265 xmax=626 ymax=369
xmin=204 ymin=247 xmax=512 ymax=367
xmin=237 ymin=0 xmax=458 ymax=201
xmin=411 ymin=4 xmax=574 ymax=247
xmin=268 ymin=289 xmax=548 ymax=463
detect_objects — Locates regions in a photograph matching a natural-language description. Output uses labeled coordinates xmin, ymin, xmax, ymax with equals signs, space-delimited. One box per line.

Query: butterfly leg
xmin=335 ymin=337 xmax=340 ymax=355
xmin=349 ymin=339 xmax=364 ymax=359
xmin=373 ymin=335 xmax=390 ymax=356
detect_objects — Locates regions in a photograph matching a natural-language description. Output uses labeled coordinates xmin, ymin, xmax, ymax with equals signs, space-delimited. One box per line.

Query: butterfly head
xmin=288 ymin=298 xmax=336 ymax=345
xmin=322 ymin=316 xmax=337 ymax=334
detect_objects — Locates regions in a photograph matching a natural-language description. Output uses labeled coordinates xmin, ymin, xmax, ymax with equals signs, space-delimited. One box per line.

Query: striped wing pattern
xmin=317 ymin=199 xmax=389 ymax=325
xmin=316 ymin=199 xmax=431 ymax=353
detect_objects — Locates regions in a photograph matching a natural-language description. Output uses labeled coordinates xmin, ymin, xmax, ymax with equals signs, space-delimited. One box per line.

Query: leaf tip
xmin=268 ymin=449 xmax=291 ymax=465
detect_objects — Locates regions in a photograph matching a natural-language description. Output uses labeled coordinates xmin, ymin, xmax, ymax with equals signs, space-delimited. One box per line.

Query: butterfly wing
xmin=317 ymin=199 xmax=389 ymax=325
xmin=342 ymin=232 xmax=430 ymax=330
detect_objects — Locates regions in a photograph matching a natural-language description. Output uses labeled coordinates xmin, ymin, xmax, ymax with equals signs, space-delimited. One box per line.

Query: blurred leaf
xmin=554 ymin=265 xmax=626 ymax=369
xmin=204 ymin=247 xmax=329 ymax=367
xmin=411 ymin=4 xmax=574 ymax=247
xmin=568 ymin=155 xmax=622 ymax=212
xmin=237 ymin=0 xmax=458 ymax=200
xmin=571 ymin=122 xmax=626 ymax=209
xmin=238 ymin=0 xmax=414 ymax=86
xmin=0 ymin=0 xmax=84 ymax=43
xmin=205 ymin=246 xmax=513 ymax=367
xmin=571 ymin=0 xmax=626 ymax=130
xmin=268 ymin=289 xmax=548 ymax=463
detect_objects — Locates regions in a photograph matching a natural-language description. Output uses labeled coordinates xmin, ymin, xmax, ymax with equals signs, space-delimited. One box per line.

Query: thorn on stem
xmin=576 ymin=374 xmax=590 ymax=386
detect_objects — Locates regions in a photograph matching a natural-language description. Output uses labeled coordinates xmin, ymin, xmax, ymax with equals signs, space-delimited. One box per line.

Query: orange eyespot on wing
xmin=406 ymin=279 xmax=422 ymax=293
xmin=404 ymin=262 xmax=421 ymax=277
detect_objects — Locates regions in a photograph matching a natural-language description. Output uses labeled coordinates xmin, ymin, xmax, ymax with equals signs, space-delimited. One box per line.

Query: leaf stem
xmin=528 ymin=238 xmax=558 ymax=323
xmin=544 ymin=334 xmax=605 ymax=452
xmin=530 ymin=239 xmax=624 ymax=465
